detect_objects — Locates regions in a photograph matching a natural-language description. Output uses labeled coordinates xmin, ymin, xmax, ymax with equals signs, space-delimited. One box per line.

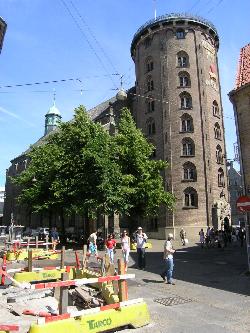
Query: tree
xmin=114 ymin=108 xmax=175 ymax=219
xmin=13 ymin=106 xmax=175 ymax=234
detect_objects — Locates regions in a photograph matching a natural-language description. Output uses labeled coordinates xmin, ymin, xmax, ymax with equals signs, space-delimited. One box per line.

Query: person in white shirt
xmin=160 ymin=233 xmax=175 ymax=284
xmin=136 ymin=227 xmax=148 ymax=270
xmin=88 ymin=231 xmax=98 ymax=256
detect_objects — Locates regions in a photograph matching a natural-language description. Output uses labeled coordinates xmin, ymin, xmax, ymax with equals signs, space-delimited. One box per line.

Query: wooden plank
xmin=82 ymin=244 xmax=87 ymax=269
xmin=74 ymin=287 xmax=92 ymax=303
xmin=58 ymin=272 xmax=69 ymax=315
xmin=60 ymin=246 xmax=65 ymax=269
xmin=28 ymin=249 xmax=32 ymax=272
xmin=35 ymin=236 xmax=39 ymax=249
xmin=117 ymin=259 xmax=128 ymax=302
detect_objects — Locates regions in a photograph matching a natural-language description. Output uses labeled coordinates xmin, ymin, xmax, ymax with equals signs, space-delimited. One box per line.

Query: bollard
xmin=35 ymin=236 xmax=39 ymax=249
xmin=117 ymin=259 xmax=128 ymax=302
xmin=58 ymin=272 xmax=69 ymax=315
xmin=28 ymin=249 xmax=33 ymax=272
xmin=27 ymin=237 xmax=30 ymax=251
xmin=60 ymin=246 xmax=65 ymax=269
xmin=45 ymin=235 xmax=49 ymax=251
xmin=1 ymin=254 xmax=7 ymax=285
xmin=75 ymin=251 xmax=80 ymax=269
xmin=82 ymin=244 xmax=87 ymax=269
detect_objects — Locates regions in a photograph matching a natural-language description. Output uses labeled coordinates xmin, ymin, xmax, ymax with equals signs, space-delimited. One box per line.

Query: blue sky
xmin=0 ymin=0 xmax=249 ymax=186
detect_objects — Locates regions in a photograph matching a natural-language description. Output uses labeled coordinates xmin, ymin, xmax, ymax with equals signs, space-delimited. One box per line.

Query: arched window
xmin=182 ymin=138 xmax=195 ymax=156
xmin=216 ymin=145 xmax=223 ymax=164
xmin=146 ymin=76 xmax=154 ymax=92
xmin=214 ymin=122 xmax=221 ymax=140
xmin=218 ymin=168 xmax=225 ymax=187
xmin=145 ymin=57 xmax=154 ymax=73
xmin=180 ymin=92 xmax=192 ymax=109
xmin=213 ymin=100 xmax=220 ymax=117
xmin=177 ymin=51 xmax=189 ymax=68
xmin=179 ymin=72 xmax=191 ymax=87
xmin=184 ymin=187 xmax=198 ymax=207
xmin=181 ymin=114 xmax=193 ymax=132
xmin=176 ymin=28 xmax=185 ymax=39
xmin=146 ymin=96 xmax=155 ymax=113
xmin=146 ymin=118 xmax=156 ymax=136
xmin=183 ymin=162 xmax=197 ymax=181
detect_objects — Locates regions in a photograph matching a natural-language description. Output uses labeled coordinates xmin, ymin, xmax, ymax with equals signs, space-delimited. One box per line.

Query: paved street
xmin=1 ymin=239 xmax=250 ymax=333
xmin=123 ymin=239 xmax=250 ymax=333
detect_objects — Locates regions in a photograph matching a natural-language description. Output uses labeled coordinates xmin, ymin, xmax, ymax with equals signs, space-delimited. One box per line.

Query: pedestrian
xmin=105 ymin=234 xmax=116 ymax=263
xmin=238 ymin=228 xmax=245 ymax=247
xmin=180 ymin=228 xmax=186 ymax=246
xmin=50 ymin=227 xmax=60 ymax=251
xmin=160 ymin=233 xmax=176 ymax=285
xmin=136 ymin=227 xmax=148 ymax=270
xmin=121 ymin=230 xmax=130 ymax=272
xmin=199 ymin=228 xmax=205 ymax=248
xmin=88 ymin=231 xmax=98 ymax=256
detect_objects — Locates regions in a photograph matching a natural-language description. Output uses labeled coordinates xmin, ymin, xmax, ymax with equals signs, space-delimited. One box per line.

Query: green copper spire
xmin=44 ymin=91 xmax=62 ymax=135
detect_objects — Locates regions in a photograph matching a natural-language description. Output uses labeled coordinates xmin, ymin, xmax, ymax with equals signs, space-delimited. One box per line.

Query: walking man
xmin=160 ymin=233 xmax=175 ymax=285
xmin=136 ymin=227 xmax=148 ymax=270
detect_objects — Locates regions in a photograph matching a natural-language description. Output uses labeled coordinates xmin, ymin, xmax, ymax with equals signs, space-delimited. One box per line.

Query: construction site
xmin=0 ymin=228 xmax=150 ymax=333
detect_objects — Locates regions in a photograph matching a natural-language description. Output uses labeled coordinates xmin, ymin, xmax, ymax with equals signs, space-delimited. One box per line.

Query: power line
xmin=196 ymin=0 xmax=212 ymax=15
xmin=0 ymin=78 xmax=81 ymax=89
xmin=59 ymin=0 xmax=118 ymax=89
xmin=188 ymin=0 xmax=201 ymax=12
xmin=69 ymin=0 xmax=119 ymax=75
xmin=205 ymin=0 xmax=224 ymax=15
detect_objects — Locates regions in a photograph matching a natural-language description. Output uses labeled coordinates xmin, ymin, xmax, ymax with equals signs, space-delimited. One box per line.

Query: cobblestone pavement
xmin=0 ymin=239 xmax=249 ymax=333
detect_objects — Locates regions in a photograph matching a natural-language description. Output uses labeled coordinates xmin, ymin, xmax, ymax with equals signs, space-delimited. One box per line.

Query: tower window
xmin=184 ymin=187 xmax=198 ymax=208
xmin=147 ymin=76 xmax=154 ymax=92
xmin=146 ymin=58 xmax=154 ymax=72
xmin=182 ymin=138 xmax=195 ymax=156
xmin=176 ymin=29 xmax=185 ymax=39
xmin=214 ymin=122 xmax=222 ymax=140
xmin=180 ymin=92 xmax=192 ymax=109
xmin=212 ymin=100 xmax=220 ymax=117
xmin=179 ymin=72 xmax=191 ymax=87
xmin=216 ymin=145 xmax=223 ymax=164
xmin=146 ymin=118 xmax=156 ymax=136
xmin=218 ymin=168 xmax=225 ymax=187
xmin=147 ymin=97 xmax=155 ymax=113
xmin=181 ymin=114 xmax=193 ymax=132
xmin=183 ymin=162 xmax=197 ymax=181
xmin=177 ymin=51 xmax=189 ymax=68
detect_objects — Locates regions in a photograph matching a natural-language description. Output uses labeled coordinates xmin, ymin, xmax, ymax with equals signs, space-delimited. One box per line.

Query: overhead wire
xmin=205 ymin=0 xmax=224 ymax=15
xmin=59 ymin=0 xmax=118 ymax=89
xmin=69 ymin=0 xmax=119 ymax=76
xmin=188 ymin=0 xmax=201 ymax=12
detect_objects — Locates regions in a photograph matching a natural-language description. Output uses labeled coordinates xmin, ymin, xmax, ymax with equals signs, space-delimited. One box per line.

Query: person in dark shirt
xmin=50 ymin=227 xmax=59 ymax=251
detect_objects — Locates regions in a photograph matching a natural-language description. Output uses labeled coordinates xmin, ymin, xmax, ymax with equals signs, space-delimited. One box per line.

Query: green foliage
xmin=13 ymin=105 xmax=175 ymax=221
xmin=114 ymin=108 xmax=175 ymax=217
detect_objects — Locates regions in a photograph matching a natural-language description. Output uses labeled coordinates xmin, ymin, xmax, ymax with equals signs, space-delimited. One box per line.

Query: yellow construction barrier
xmin=6 ymin=249 xmax=58 ymax=261
xmin=29 ymin=300 xmax=150 ymax=333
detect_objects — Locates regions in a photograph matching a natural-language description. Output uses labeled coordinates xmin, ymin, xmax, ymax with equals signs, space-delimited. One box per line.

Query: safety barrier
xmin=29 ymin=273 xmax=135 ymax=290
xmin=0 ymin=324 xmax=19 ymax=332
xmin=28 ymin=298 xmax=150 ymax=333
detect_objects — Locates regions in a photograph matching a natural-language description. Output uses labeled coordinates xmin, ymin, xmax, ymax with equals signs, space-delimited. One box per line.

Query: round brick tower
xmin=130 ymin=14 xmax=230 ymax=239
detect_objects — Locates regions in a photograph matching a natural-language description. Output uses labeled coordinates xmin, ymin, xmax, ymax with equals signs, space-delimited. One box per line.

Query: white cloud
xmin=0 ymin=106 xmax=35 ymax=127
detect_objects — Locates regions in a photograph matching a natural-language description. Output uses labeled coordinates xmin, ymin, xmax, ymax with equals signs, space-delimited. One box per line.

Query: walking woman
xmin=105 ymin=234 xmax=116 ymax=264
xmin=121 ymin=230 xmax=130 ymax=272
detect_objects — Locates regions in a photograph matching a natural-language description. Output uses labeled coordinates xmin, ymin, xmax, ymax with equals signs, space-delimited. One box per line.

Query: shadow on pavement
xmin=129 ymin=241 xmax=250 ymax=296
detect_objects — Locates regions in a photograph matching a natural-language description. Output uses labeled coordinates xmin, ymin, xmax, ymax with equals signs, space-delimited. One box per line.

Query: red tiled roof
xmin=235 ymin=43 xmax=250 ymax=89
